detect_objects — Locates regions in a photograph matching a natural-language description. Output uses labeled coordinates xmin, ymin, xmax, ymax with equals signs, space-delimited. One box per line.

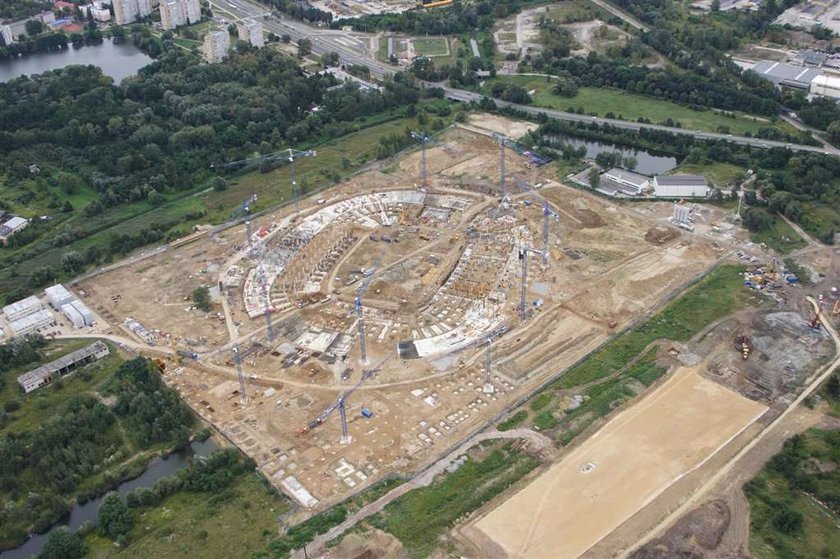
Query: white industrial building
xmin=810 ymin=74 xmax=840 ymax=99
xmin=3 ymin=295 xmax=43 ymax=322
xmin=10 ymin=308 xmax=55 ymax=336
xmin=203 ymin=29 xmax=230 ymax=63
xmin=652 ymin=175 xmax=709 ymax=198
xmin=45 ymin=284 xmax=75 ymax=309
xmin=17 ymin=341 xmax=109 ymax=393
xmin=599 ymin=168 xmax=650 ymax=196
xmin=237 ymin=19 xmax=264 ymax=48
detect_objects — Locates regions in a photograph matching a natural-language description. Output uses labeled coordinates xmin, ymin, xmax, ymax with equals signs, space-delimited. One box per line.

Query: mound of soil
xmin=645 ymin=227 xmax=679 ymax=245
xmin=576 ymin=209 xmax=605 ymax=228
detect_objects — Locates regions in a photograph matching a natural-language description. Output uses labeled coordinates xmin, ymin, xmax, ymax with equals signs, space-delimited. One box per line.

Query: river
xmin=0 ymin=38 xmax=152 ymax=83
xmin=549 ymin=134 xmax=678 ymax=176
xmin=0 ymin=439 xmax=217 ymax=559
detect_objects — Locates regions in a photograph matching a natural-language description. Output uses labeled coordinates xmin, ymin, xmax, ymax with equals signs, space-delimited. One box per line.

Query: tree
xmin=211 ymin=177 xmax=228 ymax=192
xmin=98 ymin=493 xmax=133 ymax=540
xmin=192 ymin=286 xmax=211 ymax=311
xmin=39 ymin=527 xmax=87 ymax=559
xmin=772 ymin=507 xmax=803 ymax=535
xmin=622 ymin=156 xmax=638 ymax=171
xmin=62 ymin=251 xmax=84 ymax=274
xmin=297 ymin=38 xmax=312 ymax=57
xmin=25 ymin=19 xmax=44 ymax=36
xmin=588 ymin=167 xmax=600 ymax=188
xmin=711 ymin=0 xmax=720 ymax=11
xmin=828 ymin=120 xmax=840 ymax=145
xmin=827 ymin=374 xmax=840 ymax=399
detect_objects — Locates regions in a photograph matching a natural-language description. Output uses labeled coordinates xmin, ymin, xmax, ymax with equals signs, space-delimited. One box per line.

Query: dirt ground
xmin=468 ymin=365 xmax=767 ymax=559
xmin=75 ymin=114 xmax=732 ymax=518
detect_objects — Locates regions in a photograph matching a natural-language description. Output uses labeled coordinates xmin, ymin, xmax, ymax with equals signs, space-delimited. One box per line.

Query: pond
xmin=0 ymin=439 xmax=217 ymax=559
xmin=0 ymin=38 xmax=152 ymax=83
xmin=549 ymin=134 xmax=679 ymax=176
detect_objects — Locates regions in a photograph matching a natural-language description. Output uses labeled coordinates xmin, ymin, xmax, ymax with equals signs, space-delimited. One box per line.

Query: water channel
xmin=0 ymin=439 xmax=217 ymax=559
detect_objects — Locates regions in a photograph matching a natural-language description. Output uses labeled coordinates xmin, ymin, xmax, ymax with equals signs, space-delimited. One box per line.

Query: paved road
xmin=623 ymin=295 xmax=840 ymax=556
xmin=587 ymin=0 xmax=649 ymax=31
xmin=292 ymin=428 xmax=553 ymax=558
xmin=207 ymin=0 xmax=839 ymax=158
xmin=440 ymin=87 xmax=840 ymax=156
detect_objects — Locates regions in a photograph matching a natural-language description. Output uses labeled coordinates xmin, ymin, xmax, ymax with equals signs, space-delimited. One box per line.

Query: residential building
xmin=160 ymin=0 xmax=199 ymax=29
xmin=3 ymin=295 xmax=43 ymax=323
xmin=599 ymin=168 xmax=650 ymax=196
xmin=0 ymin=216 xmax=28 ymax=244
xmin=750 ymin=61 xmax=820 ymax=90
xmin=237 ymin=19 xmax=264 ymax=48
xmin=652 ymin=175 xmax=710 ymax=198
xmin=10 ymin=308 xmax=55 ymax=336
xmin=203 ymin=29 xmax=230 ymax=63
xmin=113 ymin=0 xmax=152 ymax=25
xmin=17 ymin=341 xmax=109 ymax=393
xmin=184 ymin=0 xmax=201 ymax=24
xmin=91 ymin=7 xmax=112 ymax=21
xmin=45 ymin=284 xmax=75 ymax=309
xmin=810 ymin=74 xmax=840 ymax=99
xmin=1 ymin=24 xmax=14 ymax=45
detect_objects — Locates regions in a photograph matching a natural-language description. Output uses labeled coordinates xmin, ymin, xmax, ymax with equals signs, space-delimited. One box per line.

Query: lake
xmin=549 ymin=134 xmax=679 ymax=176
xmin=0 ymin=38 xmax=152 ymax=83
xmin=0 ymin=439 xmax=218 ymax=559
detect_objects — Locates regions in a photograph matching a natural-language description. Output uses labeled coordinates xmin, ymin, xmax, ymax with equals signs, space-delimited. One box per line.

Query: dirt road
xmin=291 ymin=428 xmax=552 ymax=559
xmin=622 ymin=296 xmax=840 ymax=556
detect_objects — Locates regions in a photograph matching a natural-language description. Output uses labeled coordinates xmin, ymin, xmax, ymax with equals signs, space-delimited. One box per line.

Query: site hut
xmin=750 ymin=61 xmax=820 ymax=91
xmin=3 ymin=295 xmax=43 ymax=323
xmin=61 ymin=301 xmax=95 ymax=329
xmin=45 ymin=284 xmax=75 ymax=309
xmin=652 ymin=175 xmax=710 ymax=198
xmin=599 ymin=168 xmax=651 ymax=196
xmin=9 ymin=309 xmax=55 ymax=336
xmin=17 ymin=341 xmax=110 ymax=393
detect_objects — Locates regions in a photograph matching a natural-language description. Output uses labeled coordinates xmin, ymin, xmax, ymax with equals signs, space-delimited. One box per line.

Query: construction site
xmin=72 ymin=114 xmax=769 ymax=524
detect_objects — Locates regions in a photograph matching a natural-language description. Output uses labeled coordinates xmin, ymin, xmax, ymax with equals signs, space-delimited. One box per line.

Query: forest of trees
xmin=0 ymin=0 xmax=52 ymax=20
xmin=0 ymin=356 xmax=195 ymax=551
xmin=0 ymin=44 xmax=426 ymax=300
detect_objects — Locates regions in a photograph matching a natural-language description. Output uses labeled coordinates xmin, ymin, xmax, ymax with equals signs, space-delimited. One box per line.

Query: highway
xmin=207 ymin=0 xmax=840 ymax=157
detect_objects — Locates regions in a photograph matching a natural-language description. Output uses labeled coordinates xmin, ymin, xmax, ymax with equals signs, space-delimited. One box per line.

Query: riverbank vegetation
xmin=747 ymin=428 xmax=840 ymax=558
xmin=0 ymin=350 xmax=195 ymax=552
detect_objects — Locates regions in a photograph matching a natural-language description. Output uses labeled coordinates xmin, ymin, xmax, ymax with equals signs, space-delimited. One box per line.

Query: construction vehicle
xmin=735 ymin=335 xmax=751 ymax=360
xmin=808 ymin=312 xmax=822 ymax=330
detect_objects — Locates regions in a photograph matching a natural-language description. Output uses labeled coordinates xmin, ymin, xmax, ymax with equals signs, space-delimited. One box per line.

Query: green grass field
xmin=750 ymin=216 xmax=807 ymax=255
xmin=412 ymin=37 xmax=449 ymax=57
xmin=85 ymin=473 xmax=290 ymax=559
xmin=368 ymin=444 xmax=540 ymax=558
xmin=478 ymin=76 xmax=798 ymax=137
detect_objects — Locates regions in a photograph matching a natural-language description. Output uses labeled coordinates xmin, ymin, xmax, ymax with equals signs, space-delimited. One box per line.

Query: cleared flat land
xmin=472 ymin=367 xmax=767 ymax=559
